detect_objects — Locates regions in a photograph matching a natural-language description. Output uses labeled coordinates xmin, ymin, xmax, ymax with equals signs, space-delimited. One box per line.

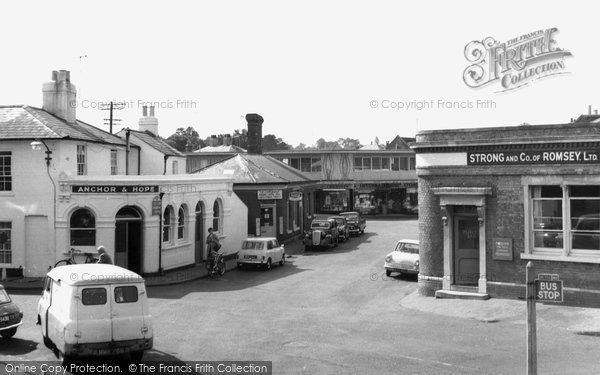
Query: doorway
xmin=115 ymin=206 xmax=143 ymax=274
xmin=260 ymin=205 xmax=276 ymax=237
xmin=195 ymin=202 xmax=204 ymax=263
xmin=453 ymin=216 xmax=480 ymax=286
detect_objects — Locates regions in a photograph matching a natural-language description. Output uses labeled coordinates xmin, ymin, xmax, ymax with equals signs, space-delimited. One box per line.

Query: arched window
xmin=163 ymin=206 xmax=174 ymax=243
xmin=70 ymin=208 xmax=96 ymax=246
xmin=213 ymin=200 xmax=221 ymax=232
xmin=178 ymin=205 xmax=187 ymax=240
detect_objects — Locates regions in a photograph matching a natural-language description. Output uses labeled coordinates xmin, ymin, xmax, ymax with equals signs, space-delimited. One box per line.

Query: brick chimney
xmin=246 ymin=113 xmax=263 ymax=154
xmin=43 ymin=70 xmax=77 ymax=123
xmin=139 ymin=105 xmax=159 ymax=135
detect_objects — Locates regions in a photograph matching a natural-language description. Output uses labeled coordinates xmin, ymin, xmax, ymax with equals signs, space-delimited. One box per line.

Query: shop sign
xmin=257 ymin=189 xmax=282 ymax=200
xmin=493 ymin=238 xmax=513 ymax=260
xmin=467 ymin=150 xmax=600 ymax=166
xmin=535 ymin=274 xmax=563 ymax=303
xmin=288 ymin=191 xmax=303 ymax=201
xmin=151 ymin=196 xmax=162 ymax=216
xmin=72 ymin=185 xmax=159 ymax=194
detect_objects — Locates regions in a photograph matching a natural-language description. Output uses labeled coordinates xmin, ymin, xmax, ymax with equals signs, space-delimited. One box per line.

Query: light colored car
xmin=0 ymin=285 xmax=23 ymax=339
xmin=384 ymin=239 xmax=419 ymax=276
xmin=237 ymin=237 xmax=285 ymax=271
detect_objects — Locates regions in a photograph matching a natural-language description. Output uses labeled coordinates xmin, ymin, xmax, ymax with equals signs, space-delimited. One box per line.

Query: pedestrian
xmin=206 ymin=228 xmax=221 ymax=265
xmin=96 ymin=246 xmax=113 ymax=264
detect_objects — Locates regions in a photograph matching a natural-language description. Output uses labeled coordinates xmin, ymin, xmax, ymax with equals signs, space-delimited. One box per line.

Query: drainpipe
xmin=163 ymin=155 xmax=169 ymax=175
xmin=125 ymin=128 xmax=131 ymax=175
xmin=158 ymin=192 xmax=165 ymax=275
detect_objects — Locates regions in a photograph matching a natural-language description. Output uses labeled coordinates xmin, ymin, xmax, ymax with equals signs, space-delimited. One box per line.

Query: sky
xmin=1 ymin=1 xmax=597 ymax=147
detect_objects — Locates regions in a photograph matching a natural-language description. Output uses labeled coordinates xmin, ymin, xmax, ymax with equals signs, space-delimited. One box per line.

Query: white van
xmin=36 ymin=264 xmax=153 ymax=361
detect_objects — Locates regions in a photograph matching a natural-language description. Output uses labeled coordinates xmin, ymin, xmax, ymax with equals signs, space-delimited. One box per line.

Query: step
xmin=435 ymin=289 xmax=490 ymax=300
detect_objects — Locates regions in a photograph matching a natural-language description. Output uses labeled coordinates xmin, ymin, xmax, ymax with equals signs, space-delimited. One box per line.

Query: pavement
xmin=2 ymin=236 xmax=599 ymax=337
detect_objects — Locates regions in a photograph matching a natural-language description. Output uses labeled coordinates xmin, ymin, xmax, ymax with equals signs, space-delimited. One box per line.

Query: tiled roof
xmin=0 ymin=105 xmax=127 ymax=145
xmin=386 ymin=135 xmax=414 ymax=150
xmin=193 ymin=154 xmax=313 ymax=184
xmin=196 ymin=145 xmax=247 ymax=153
xmin=128 ymin=130 xmax=185 ymax=157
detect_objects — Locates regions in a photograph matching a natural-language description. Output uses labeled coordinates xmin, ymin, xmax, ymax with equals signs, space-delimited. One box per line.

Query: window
xmin=409 ymin=157 xmax=416 ymax=170
xmin=114 ymin=286 xmax=138 ymax=303
xmin=0 ymin=222 xmax=11 ymax=263
xmin=77 ymin=145 xmax=87 ymax=175
xmin=0 ymin=152 xmax=11 ymax=191
xmin=110 ymin=149 xmax=118 ymax=175
xmin=381 ymin=157 xmax=390 ymax=170
xmin=311 ymin=157 xmax=322 ymax=172
xmin=70 ymin=209 xmax=96 ymax=246
xmin=213 ymin=200 xmax=221 ymax=232
xmin=372 ymin=157 xmax=381 ymax=170
xmin=288 ymin=199 xmax=294 ymax=231
xmin=290 ymin=158 xmax=299 ymax=170
xmin=177 ymin=205 xmax=187 ymax=240
xmin=400 ymin=157 xmax=408 ymax=170
xmin=82 ymin=288 xmax=107 ymax=305
xmin=529 ymin=185 xmax=600 ymax=257
xmin=362 ymin=157 xmax=371 ymax=170
xmin=354 ymin=157 xmax=362 ymax=171
xmin=391 ymin=157 xmax=399 ymax=171
xmin=172 ymin=160 xmax=179 ymax=174
xmin=163 ymin=206 xmax=174 ymax=243
xmin=300 ymin=158 xmax=312 ymax=172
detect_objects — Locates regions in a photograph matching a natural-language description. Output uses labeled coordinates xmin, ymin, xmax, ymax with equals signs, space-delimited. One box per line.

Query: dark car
xmin=303 ymin=218 xmax=339 ymax=249
xmin=0 ymin=285 xmax=23 ymax=338
xmin=340 ymin=211 xmax=366 ymax=235
xmin=328 ymin=216 xmax=350 ymax=242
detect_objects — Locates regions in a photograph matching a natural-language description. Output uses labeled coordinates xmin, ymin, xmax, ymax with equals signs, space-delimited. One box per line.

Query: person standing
xmin=96 ymin=246 xmax=113 ymax=264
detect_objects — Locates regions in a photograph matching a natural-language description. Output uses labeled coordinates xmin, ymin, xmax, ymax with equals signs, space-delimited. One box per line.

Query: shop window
xmin=0 ymin=222 xmax=11 ymax=264
xmin=177 ymin=205 xmax=187 ymax=240
xmin=391 ymin=157 xmax=399 ymax=171
xmin=213 ymin=200 xmax=222 ymax=233
xmin=570 ymin=186 xmax=600 ymax=252
xmin=311 ymin=157 xmax=322 ymax=172
xmin=110 ymin=149 xmax=118 ymax=175
xmin=0 ymin=151 xmax=12 ymax=191
xmin=317 ymin=190 xmax=349 ymax=213
xmin=531 ymin=186 xmax=563 ymax=251
xmin=400 ymin=157 xmax=408 ymax=170
xmin=77 ymin=145 xmax=87 ymax=175
xmin=70 ymin=208 xmax=96 ymax=246
xmin=354 ymin=157 xmax=362 ymax=171
xmin=163 ymin=206 xmax=174 ymax=243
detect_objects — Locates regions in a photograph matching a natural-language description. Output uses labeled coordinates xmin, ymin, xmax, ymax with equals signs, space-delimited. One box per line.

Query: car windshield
xmin=242 ymin=241 xmax=264 ymax=250
xmin=311 ymin=221 xmax=330 ymax=229
xmin=341 ymin=213 xmax=358 ymax=220
xmin=396 ymin=242 xmax=419 ymax=254
xmin=0 ymin=288 xmax=10 ymax=304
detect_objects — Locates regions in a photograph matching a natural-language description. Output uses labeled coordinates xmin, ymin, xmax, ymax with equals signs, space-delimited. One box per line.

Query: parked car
xmin=328 ymin=216 xmax=350 ymax=242
xmin=340 ymin=211 xmax=366 ymax=235
xmin=303 ymin=218 xmax=339 ymax=249
xmin=237 ymin=237 xmax=285 ymax=270
xmin=37 ymin=264 xmax=153 ymax=362
xmin=384 ymin=239 xmax=419 ymax=276
xmin=0 ymin=285 xmax=23 ymax=339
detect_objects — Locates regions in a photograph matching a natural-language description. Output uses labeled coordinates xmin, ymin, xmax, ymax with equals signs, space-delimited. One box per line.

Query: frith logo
xmin=463 ymin=28 xmax=573 ymax=92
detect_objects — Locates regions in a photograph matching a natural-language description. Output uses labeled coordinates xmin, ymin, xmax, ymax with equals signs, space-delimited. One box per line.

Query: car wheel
xmin=386 ymin=270 xmax=392 ymax=277
xmin=0 ymin=327 xmax=17 ymax=338
xmin=265 ymin=259 xmax=272 ymax=271
xmin=280 ymin=254 xmax=285 ymax=266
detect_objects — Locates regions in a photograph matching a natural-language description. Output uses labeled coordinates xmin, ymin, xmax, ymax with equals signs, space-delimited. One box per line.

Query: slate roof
xmin=0 ymin=105 xmax=128 ymax=146
xmin=192 ymin=154 xmax=313 ymax=184
xmin=386 ymin=135 xmax=415 ymax=150
xmin=128 ymin=129 xmax=185 ymax=157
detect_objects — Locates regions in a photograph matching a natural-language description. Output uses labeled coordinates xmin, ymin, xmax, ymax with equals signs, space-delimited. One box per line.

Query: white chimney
xmin=139 ymin=105 xmax=158 ymax=135
xmin=43 ymin=70 xmax=77 ymax=123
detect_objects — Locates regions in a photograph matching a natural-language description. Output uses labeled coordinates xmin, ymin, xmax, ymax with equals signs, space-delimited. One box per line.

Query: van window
xmin=114 ymin=286 xmax=138 ymax=303
xmin=82 ymin=288 xmax=107 ymax=305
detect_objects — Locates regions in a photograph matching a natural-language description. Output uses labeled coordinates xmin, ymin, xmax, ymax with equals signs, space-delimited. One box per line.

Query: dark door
xmin=260 ymin=206 xmax=276 ymax=237
xmin=195 ymin=211 xmax=204 ymax=262
xmin=115 ymin=207 xmax=143 ymax=274
xmin=454 ymin=216 xmax=479 ymax=285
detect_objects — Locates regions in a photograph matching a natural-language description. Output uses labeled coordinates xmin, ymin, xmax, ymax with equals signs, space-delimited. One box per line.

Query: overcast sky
xmin=1 ymin=1 xmax=596 ymax=147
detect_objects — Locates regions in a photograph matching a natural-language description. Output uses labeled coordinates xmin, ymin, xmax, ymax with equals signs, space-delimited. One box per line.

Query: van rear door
xmin=110 ymin=284 xmax=147 ymax=342
xmin=76 ymin=286 xmax=112 ymax=344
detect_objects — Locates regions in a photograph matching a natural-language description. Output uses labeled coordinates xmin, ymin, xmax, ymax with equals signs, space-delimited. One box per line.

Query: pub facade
xmin=413 ymin=121 xmax=600 ymax=307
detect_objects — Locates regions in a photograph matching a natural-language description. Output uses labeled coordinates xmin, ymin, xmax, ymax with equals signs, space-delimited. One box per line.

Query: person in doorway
xmin=206 ymin=228 xmax=221 ymax=266
xmin=96 ymin=246 xmax=113 ymax=264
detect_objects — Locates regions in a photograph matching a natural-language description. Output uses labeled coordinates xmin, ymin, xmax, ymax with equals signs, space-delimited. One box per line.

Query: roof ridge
xmin=242 ymin=155 xmax=286 ymax=181
xmin=236 ymin=155 xmax=258 ymax=183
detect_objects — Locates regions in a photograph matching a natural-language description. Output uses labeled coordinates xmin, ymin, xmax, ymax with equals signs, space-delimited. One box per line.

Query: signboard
xmin=467 ymin=150 xmax=600 ymax=166
xmin=289 ymin=191 xmax=303 ymax=201
xmin=72 ymin=185 xmax=159 ymax=194
xmin=492 ymin=238 xmax=513 ymax=260
xmin=535 ymin=274 xmax=563 ymax=303
xmin=151 ymin=196 xmax=162 ymax=216
xmin=257 ymin=190 xmax=283 ymax=200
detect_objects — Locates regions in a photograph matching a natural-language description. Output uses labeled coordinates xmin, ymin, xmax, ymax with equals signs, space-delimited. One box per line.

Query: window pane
xmin=391 ymin=157 xmax=399 ymax=171
xmin=290 ymin=158 xmax=299 ymax=169
xmin=410 ymin=157 xmax=416 ymax=170
xmin=300 ymin=158 xmax=311 ymax=172
xmin=571 ymin=197 xmax=600 ymax=250
xmin=372 ymin=157 xmax=381 ymax=169
xmin=82 ymin=288 xmax=107 ymax=305
xmin=533 ymin=232 xmax=563 ymax=248
xmin=70 ymin=209 xmax=95 ymax=228
xmin=381 ymin=157 xmax=390 ymax=169
xmin=532 ymin=200 xmax=562 ymax=230
xmin=115 ymin=286 xmax=138 ymax=303
xmin=71 ymin=230 xmax=96 ymax=246
xmin=354 ymin=158 xmax=362 ymax=171
xmin=571 ymin=186 xmax=600 ymax=197
xmin=362 ymin=158 xmax=371 ymax=170
xmin=400 ymin=157 xmax=408 ymax=170
xmin=311 ymin=158 xmax=322 ymax=172
xmin=531 ymin=186 xmax=562 ymax=198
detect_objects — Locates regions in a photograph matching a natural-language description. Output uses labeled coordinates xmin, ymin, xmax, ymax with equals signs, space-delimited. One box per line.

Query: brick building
xmin=413 ymin=121 xmax=600 ymax=307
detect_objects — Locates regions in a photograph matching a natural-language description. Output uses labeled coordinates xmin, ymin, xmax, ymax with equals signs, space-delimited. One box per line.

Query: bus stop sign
xmin=535 ymin=274 xmax=563 ymax=303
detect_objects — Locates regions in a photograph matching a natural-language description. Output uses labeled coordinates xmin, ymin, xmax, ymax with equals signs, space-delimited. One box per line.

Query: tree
xmin=337 ymin=138 xmax=362 ymax=150
xmin=316 ymin=138 xmax=342 ymax=150
xmin=262 ymin=134 xmax=292 ymax=151
xmin=166 ymin=127 xmax=203 ymax=152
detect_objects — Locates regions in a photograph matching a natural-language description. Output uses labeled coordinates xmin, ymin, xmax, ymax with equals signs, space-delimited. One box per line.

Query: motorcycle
xmin=206 ymin=251 xmax=226 ymax=279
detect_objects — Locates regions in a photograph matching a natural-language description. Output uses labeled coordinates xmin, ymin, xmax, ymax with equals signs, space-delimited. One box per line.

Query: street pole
xmin=526 ymin=261 xmax=537 ymax=375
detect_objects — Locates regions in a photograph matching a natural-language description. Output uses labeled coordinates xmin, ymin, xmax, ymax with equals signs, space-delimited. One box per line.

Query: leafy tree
xmin=337 ymin=138 xmax=362 ymax=150
xmin=166 ymin=127 xmax=204 ymax=152
xmin=316 ymin=138 xmax=342 ymax=150
xmin=262 ymin=134 xmax=292 ymax=151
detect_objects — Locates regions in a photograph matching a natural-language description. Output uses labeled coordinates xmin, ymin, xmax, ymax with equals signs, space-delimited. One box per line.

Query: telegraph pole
xmin=100 ymin=101 xmax=125 ymax=133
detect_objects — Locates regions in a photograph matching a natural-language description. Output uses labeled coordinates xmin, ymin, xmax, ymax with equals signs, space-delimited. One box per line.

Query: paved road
xmin=2 ymin=219 xmax=599 ymax=374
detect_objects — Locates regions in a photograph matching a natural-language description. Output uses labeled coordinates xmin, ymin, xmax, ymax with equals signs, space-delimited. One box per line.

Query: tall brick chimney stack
xmin=43 ymin=70 xmax=77 ymax=123
xmin=246 ymin=113 xmax=263 ymax=154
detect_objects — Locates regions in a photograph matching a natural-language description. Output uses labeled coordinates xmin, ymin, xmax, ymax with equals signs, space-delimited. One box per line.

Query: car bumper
xmin=238 ymin=260 xmax=266 ymax=265
xmin=384 ymin=263 xmax=419 ymax=274
xmin=0 ymin=320 xmax=22 ymax=331
xmin=65 ymin=337 xmax=153 ymax=356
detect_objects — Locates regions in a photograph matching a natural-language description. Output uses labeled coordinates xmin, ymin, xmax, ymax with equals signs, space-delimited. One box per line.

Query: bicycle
xmin=54 ymin=248 xmax=98 ymax=267
xmin=206 ymin=251 xmax=226 ymax=279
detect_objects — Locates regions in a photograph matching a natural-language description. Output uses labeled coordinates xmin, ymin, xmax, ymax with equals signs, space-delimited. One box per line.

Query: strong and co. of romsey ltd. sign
xmin=468 ymin=150 xmax=600 ymax=165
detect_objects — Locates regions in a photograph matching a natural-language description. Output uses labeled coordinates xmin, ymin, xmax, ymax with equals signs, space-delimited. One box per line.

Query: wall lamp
xmin=30 ymin=139 xmax=52 ymax=166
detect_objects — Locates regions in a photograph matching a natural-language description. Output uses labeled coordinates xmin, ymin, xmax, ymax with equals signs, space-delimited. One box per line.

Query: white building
xmin=0 ymin=70 xmax=247 ymax=277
